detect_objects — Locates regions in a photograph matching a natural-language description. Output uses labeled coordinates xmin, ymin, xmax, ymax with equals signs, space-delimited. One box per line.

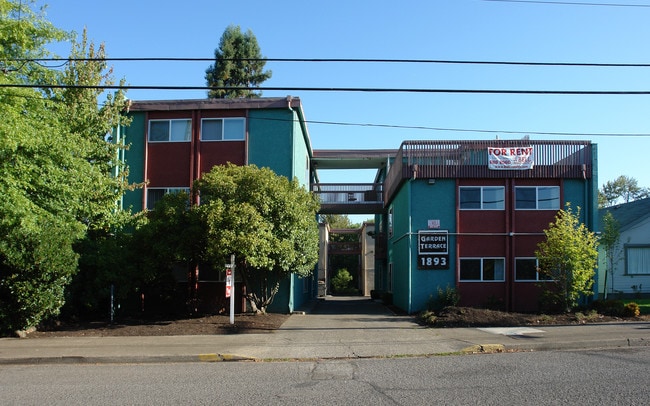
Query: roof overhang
xmin=128 ymin=96 xmax=302 ymax=112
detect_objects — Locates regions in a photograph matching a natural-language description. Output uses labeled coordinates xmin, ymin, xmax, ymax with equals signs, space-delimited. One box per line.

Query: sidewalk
xmin=1 ymin=296 xmax=648 ymax=364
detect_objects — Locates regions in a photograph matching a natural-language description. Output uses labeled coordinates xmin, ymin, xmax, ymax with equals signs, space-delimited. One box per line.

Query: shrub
xmin=418 ymin=310 xmax=437 ymax=325
xmin=574 ymin=309 xmax=600 ymax=323
xmin=591 ymin=300 xmax=625 ymax=317
xmin=427 ymin=285 xmax=460 ymax=312
xmin=623 ymin=302 xmax=641 ymax=318
xmin=331 ymin=269 xmax=354 ymax=294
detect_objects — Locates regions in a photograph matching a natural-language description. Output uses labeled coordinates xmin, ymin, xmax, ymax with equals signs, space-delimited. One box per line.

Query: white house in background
xmin=598 ymin=198 xmax=650 ymax=298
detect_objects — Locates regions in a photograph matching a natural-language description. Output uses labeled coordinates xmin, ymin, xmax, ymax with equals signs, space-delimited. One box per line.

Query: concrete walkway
xmin=1 ymin=296 xmax=649 ymax=364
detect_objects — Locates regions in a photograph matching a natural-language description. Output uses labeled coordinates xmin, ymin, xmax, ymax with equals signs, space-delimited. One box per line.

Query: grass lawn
xmin=626 ymin=298 xmax=650 ymax=315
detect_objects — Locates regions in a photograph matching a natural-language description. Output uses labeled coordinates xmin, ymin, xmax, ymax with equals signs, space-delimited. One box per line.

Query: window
xmin=626 ymin=246 xmax=650 ymax=275
xmin=459 ymin=186 xmax=504 ymax=210
xmin=148 ymin=119 xmax=191 ymax=142
xmin=515 ymin=186 xmax=559 ymax=210
xmin=515 ymin=258 xmax=552 ymax=281
xmin=460 ymin=258 xmax=505 ymax=281
xmin=388 ymin=207 xmax=393 ymax=238
xmin=146 ymin=187 xmax=190 ymax=210
xmin=201 ymin=118 xmax=245 ymax=141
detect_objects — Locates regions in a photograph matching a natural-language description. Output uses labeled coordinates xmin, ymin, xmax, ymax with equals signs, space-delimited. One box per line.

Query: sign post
xmin=226 ymin=254 xmax=235 ymax=325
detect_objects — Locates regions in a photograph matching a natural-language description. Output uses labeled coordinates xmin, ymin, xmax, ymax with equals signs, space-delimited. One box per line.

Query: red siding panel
xmin=147 ymin=143 xmax=192 ymax=187
xmin=199 ymin=141 xmax=246 ymax=176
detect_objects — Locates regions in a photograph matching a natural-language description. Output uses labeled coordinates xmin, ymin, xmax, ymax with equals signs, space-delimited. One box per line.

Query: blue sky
xmin=44 ymin=0 xmax=650 ymax=216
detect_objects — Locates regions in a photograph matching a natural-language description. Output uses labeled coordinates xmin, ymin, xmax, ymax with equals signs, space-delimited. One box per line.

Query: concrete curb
xmin=1 ymin=338 xmax=648 ymax=365
xmin=460 ymin=344 xmax=506 ymax=354
xmin=504 ymin=336 xmax=650 ymax=352
xmin=0 ymin=353 xmax=258 ymax=365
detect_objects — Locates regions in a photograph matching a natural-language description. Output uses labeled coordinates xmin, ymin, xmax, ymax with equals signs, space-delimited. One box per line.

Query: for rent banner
xmin=488 ymin=146 xmax=534 ymax=170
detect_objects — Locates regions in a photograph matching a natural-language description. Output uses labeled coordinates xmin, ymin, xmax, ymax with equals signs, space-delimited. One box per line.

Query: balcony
xmin=312 ymin=183 xmax=384 ymax=214
xmin=384 ymin=140 xmax=594 ymax=204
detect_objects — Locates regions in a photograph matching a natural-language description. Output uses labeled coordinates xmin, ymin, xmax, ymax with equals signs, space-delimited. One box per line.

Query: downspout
xmin=407 ymin=168 xmax=416 ymax=314
xmin=245 ymin=109 xmax=250 ymax=165
xmin=113 ymin=121 xmax=124 ymax=211
xmin=285 ymin=96 xmax=302 ymax=313
xmin=506 ymin=178 xmax=512 ymax=312
xmin=287 ymin=96 xmax=314 ymax=166
xmin=582 ymin=163 xmax=595 ymax=303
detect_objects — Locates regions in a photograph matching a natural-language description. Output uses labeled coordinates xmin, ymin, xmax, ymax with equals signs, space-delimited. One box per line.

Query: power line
xmin=483 ymin=0 xmax=650 ymax=7
xmin=255 ymin=116 xmax=650 ymax=137
xmin=2 ymin=89 xmax=648 ymax=138
xmin=2 ymin=83 xmax=650 ymax=94
xmin=8 ymin=57 xmax=650 ymax=67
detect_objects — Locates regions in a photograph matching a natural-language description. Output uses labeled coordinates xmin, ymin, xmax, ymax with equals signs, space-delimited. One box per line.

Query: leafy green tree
xmin=51 ymin=28 xmax=132 ymax=230
xmin=536 ymin=204 xmax=599 ymax=312
xmin=130 ymin=192 xmax=205 ymax=315
xmin=205 ymin=25 xmax=272 ymax=99
xmin=0 ymin=1 xmax=132 ymax=332
xmin=599 ymin=175 xmax=650 ymax=207
xmin=195 ymin=164 xmax=319 ymax=313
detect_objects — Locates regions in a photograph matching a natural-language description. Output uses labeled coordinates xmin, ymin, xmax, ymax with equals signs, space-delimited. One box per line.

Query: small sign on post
xmin=225 ymin=268 xmax=232 ymax=298
xmin=226 ymin=254 xmax=235 ymax=325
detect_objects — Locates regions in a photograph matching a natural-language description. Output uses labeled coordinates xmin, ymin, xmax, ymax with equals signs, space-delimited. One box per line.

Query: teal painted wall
xmin=291 ymin=111 xmax=310 ymax=187
xmin=388 ymin=181 xmax=412 ymax=312
xmin=248 ymin=109 xmax=294 ymax=178
xmin=408 ymin=179 xmax=457 ymax=312
xmin=388 ymin=179 xmax=458 ymax=313
xmin=267 ymin=278 xmax=291 ymax=314
xmin=290 ymin=111 xmax=314 ymax=311
xmin=122 ymin=112 xmax=146 ymax=213
xmin=248 ymin=107 xmax=314 ymax=313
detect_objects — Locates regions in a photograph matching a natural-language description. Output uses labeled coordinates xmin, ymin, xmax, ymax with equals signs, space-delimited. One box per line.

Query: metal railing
xmin=312 ymin=183 xmax=383 ymax=204
xmin=312 ymin=183 xmax=384 ymax=214
xmin=385 ymin=140 xmax=593 ymax=203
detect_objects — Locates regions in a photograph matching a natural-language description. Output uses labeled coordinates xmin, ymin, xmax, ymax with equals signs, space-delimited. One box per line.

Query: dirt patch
xmin=419 ymin=306 xmax=650 ymax=328
xmin=20 ymin=306 xmax=650 ymax=338
xmin=27 ymin=313 xmax=290 ymax=338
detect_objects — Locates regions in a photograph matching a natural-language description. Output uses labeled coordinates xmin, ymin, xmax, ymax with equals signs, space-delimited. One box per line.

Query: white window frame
xmin=200 ymin=118 xmax=246 ymax=141
xmin=515 ymin=186 xmax=560 ymax=210
xmin=459 ymin=257 xmax=506 ymax=282
xmin=146 ymin=187 xmax=190 ymax=210
xmin=515 ymin=257 xmax=553 ymax=281
xmin=148 ymin=119 xmax=192 ymax=142
xmin=626 ymin=245 xmax=650 ymax=275
xmin=459 ymin=186 xmax=505 ymax=210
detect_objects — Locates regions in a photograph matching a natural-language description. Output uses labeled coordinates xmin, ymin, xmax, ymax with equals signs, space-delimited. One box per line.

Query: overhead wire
xmin=1 ymin=87 xmax=648 ymax=137
xmin=2 ymin=83 xmax=650 ymax=95
xmin=483 ymin=0 xmax=650 ymax=7
xmin=253 ymin=116 xmax=650 ymax=138
xmin=6 ymin=57 xmax=650 ymax=67
xmin=3 ymin=56 xmax=650 ymax=137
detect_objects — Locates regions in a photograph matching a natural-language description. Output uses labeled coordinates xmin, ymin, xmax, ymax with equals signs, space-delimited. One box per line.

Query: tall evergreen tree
xmin=205 ymin=25 xmax=272 ymax=99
